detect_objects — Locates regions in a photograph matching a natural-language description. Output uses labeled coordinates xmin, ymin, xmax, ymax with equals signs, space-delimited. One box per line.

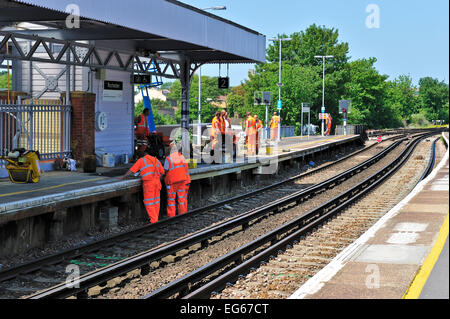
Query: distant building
xmin=210 ymin=95 xmax=227 ymax=109
xmin=134 ymin=87 xmax=170 ymax=104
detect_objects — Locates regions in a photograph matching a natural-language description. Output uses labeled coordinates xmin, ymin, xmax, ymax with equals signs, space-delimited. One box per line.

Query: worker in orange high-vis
xmin=219 ymin=110 xmax=227 ymax=151
xmin=220 ymin=110 xmax=227 ymax=135
xmin=120 ymin=152 xmax=164 ymax=224
xmin=254 ymin=114 xmax=263 ymax=155
xmin=164 ymin=143 xmax=189 ymax=217
xmin=135 ymin=108 xmax=150 ymax=137
xmin=245 ymin=112 xmax=256 ymax=156
xmin=325 ymin=114 xmax=332 ymax=136
xmin=211 ymin=112 xmax=221 ymax=151
xmin=269 ymin=112 xmax=280 ymax=141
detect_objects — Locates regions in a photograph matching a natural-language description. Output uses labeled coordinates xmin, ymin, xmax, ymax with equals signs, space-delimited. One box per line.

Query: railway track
xmin=213 ymin=134 xmax=446 ymax=299
xmin=24 ymin=132 xmax=441 ymax=299
xmin=0 ymin=130 xmax=439 ymax=299
xmin=153 ymin=133 xmax=441 ymax=299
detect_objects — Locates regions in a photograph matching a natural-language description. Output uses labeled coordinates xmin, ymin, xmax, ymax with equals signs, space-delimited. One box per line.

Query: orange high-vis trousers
xmin=166 ymin=181 xmax=188 ymax=217
xmin=185 ymin=183 xmax=190 ymax=199
xmin=143 ymin=181 xmax=161 ymax=224
xmin=270 ymin=127 xmax=278 ymax=140
xmin=247 ymin=135 xmax=256 ymax=155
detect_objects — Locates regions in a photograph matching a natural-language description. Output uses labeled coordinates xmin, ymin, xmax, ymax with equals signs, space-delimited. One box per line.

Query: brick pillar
xmin=64 ymin=91 xmax=96 ymax=162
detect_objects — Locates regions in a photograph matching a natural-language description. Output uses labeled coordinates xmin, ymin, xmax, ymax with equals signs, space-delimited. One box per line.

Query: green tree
xmin=385 ymin=75 xmax=419 ymax=124
xmin=344 ymin=58 xmax=402 ymax=129
xmin=266 ymin=24 xmax=350 ymax=71
xmin=417 ymin=77 xmax=449 ymax=123
xmin=250 ymin=24 xmax=352 ymax=132
xmin=134 ymin=99 xmax=176 ymax=125
xmin=0 ymin=71 xmax=12 ymax=89
xmin=160 ymin=81 xmax=174 ymax=90
xmin=168 ymin=74 xmax=230 ymax=123
xmin=226 ymin=85 xmax=246 ymax=118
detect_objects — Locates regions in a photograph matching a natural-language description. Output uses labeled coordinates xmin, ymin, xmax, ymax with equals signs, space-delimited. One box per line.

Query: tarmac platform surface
xmin=289 ymin=132 xmax=449 ymax=299
xmin=0 ymin=134 xmax=361 ymax=223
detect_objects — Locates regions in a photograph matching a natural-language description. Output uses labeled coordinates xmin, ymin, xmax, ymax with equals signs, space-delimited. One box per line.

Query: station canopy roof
xmin=0 ymin=0 xmax=266 ymax=64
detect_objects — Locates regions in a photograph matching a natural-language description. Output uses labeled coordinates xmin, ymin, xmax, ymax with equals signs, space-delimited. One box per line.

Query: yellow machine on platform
xmin=1 ymin=149 xmax=41 ymax=183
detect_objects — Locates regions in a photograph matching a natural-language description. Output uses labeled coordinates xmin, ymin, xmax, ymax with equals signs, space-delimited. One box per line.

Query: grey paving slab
xmin=353 ymin=244 xmax=429 ymax=265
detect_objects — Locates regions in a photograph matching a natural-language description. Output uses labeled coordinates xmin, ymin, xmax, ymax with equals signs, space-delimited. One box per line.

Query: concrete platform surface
xmin=289 ymin=132 xmax=449 ymax=299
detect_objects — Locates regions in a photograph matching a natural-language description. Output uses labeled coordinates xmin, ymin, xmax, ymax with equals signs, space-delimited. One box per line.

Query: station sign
xmin=132 ymin=74 xmax=151 ymax=85
xmin=103 ymin=80 xmax=123 ymax=102
xmin=277 ymin=100 xmax=282 ymax=110
xmin=302 ymin=102 xmax=310 ymax=113
xmin=218 ymin=77 xmax=230 ymax=89
xmin=321 ymin=106 xmax=325 ymax=113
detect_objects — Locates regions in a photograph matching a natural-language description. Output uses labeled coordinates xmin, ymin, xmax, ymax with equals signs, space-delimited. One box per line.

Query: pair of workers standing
xmin=120 ymin=143 xmax=190 ymax=224
xmin=245 ymin=112 xmax=279 ymax=155
xmin=211 ymin=110 xmax=232 ymax=151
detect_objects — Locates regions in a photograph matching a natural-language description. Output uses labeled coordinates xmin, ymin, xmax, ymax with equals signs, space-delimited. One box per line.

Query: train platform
xmin=289 ymin=132 xmax=449 ymax=299
xmin=0 ymin=134 xmax=362 ymax=224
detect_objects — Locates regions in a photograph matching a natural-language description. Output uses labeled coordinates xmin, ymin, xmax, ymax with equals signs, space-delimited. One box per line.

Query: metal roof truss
xmin=0 ymin=31 xmax=200 ymax=80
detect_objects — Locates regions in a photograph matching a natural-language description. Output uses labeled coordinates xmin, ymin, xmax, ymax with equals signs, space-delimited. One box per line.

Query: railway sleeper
xmin=201 ymin=240 xmax=209 ymax=249
xmin=76 ymin=290 xmax=89 ymax=299
xmin=140 ymin=264 xmax=151 ymax=276
xmin=236 ymin=254 xmax=245 ymax=265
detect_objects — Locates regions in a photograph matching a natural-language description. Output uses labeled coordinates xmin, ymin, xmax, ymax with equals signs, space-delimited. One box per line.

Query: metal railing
xmin=335 ymin=124 xmax=366 ymax=136
xmin=0 ymin=98 xmax=71 ymax=167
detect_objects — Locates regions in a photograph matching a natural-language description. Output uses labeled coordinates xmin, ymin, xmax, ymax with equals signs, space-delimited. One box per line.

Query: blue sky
xmin=184 ymin=0 xmax=449 ymax=87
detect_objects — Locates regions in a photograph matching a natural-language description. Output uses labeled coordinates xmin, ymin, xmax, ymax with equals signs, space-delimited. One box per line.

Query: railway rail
xmin=0 ymin=129 xmax=441 ymax=299
xmin=0 ymin=135 xmax=396 ymax=298
xmin=143 ymin=131 xmax=441 ymax=299
xmin=214 ymin=133 xmax=448 ymax=299
xmin=22 ymin=130 xmax=442 ymax=299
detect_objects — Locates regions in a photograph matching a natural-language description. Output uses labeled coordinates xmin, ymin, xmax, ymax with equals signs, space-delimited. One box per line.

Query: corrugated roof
xmin=1 ymin=0 xmax=266 ymax=64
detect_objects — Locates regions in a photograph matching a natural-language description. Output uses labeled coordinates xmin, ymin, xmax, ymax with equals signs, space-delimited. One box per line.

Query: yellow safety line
xmin=0 ymin=177 xmax=107 ymax=198
xmin=402 ymin=213 xmax=449 ymax=299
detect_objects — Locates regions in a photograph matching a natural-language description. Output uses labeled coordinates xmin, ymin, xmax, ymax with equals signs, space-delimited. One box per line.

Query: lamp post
xmin=197 ymin=6 xmax=227 ymax=146
xmin=269 ymin=37 xmax=292 ymax=141
xmin=314 ymin=55 xmax=333 ymax=137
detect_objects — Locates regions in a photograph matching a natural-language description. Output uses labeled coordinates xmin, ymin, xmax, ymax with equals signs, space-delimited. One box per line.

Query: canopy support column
xmin=179 ymin=58 xmax=191 ymax=154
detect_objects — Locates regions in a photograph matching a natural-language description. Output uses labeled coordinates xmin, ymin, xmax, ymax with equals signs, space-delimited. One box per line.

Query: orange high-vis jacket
xmin=255 ymin=119 xmax=263 ymax=131
xmin=130 ymin=155 xmax=164 ymax=184
xmin=211 ymin=117 xmax=220 ymax=138
xmin=136 ymin=113 xmax=149 ymax=136
xmin=246 ymin=116 xmax=256 ymax=135
xmin=219 ymin=117 xmax=226 ymax=134
xmin=270 ymin=115 xmax=280 ymax=129
xmin=164 ymin=152 xmax=188 ymax=185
